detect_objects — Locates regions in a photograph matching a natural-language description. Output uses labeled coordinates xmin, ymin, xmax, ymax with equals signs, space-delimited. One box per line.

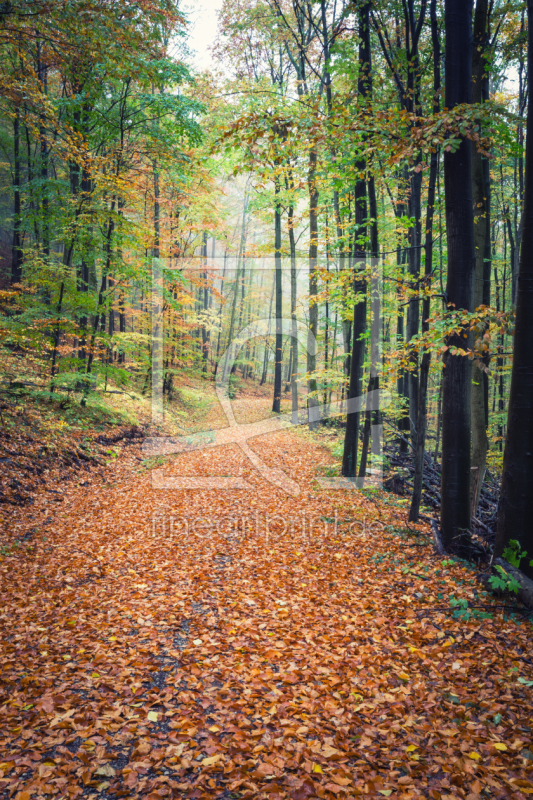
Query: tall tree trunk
xmin=38 ymin=39 xmax=50 ymax=262
xmin=201 ymin=231 xmax=210 ymax=374
xmin=224 ymin=192 xmax=248 ymax=379
xmin=495 ymin=0 xmax=533 ymax=577
xmin=342 ymin=1 xmax=370 ymax=477
xmin=83 ymin=203 xmax=116 ymax=395
xmin=410 ymin=0 xmax=440 ymax=522
xmin=470 ymin=0 xmax=491 ymax=516
xmin=441 ymin=0 xmax=476 ymax=550
xmin=288 ymin=177 xmax=299 ymax=423
xmin=260 ymin=276 xmax=276 ymax=386
xmin=396 ymin=168 xmax=410 ymax=452
xmin=272 ymin=174 xmax=283 ymax=412
xmin=11 ymin=112 xmax=23 ymax=285
xmin=407 ymin=167 xmax=422 ymax=449
xmin=357 ymin=174 xmax=379 ymax=482
xmin=307 ymin=148 xmax=319 ymax=429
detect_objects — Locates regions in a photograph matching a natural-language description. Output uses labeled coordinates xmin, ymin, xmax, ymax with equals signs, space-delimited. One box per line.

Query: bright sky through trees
xmin=187 ymin=0 xmax=224 ymax=71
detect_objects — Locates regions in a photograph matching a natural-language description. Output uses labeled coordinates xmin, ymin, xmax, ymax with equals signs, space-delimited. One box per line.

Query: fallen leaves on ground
xmin=1 ymin=416 xmax=532 ymax=800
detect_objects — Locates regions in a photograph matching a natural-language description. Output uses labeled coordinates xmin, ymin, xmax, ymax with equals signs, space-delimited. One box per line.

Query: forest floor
xmin=1 ymin=382 xmax=533 ymax=800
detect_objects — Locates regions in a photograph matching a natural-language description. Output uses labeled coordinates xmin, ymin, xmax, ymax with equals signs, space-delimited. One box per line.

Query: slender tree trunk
xmin=284 ymin=346 xmax=292 ymax=391
xmin=272 ymin=174 xmax=283 ymax=413
xmin=215 ymin=249 xmax=228 ymax=361
xmin=201 ymin=231 xmax=210 ymax=373
xmin=307 ymin=148 xmax=319 ymax=429
xmin=224 ymin=192 xmax=248 ymax=378
xmin=407 ymin=170 xmax=421 ymax=449
xmin=396 ymin=170 xmax=410 ymax=452
xmin=342 ymin=1 xmax=370 ymax=477
xmin=440 ymin=0 xmax=476 ymax=550
xmin=410 ymin=0 xmax=440 ymax=522
xmin=495 ymin=0 xmax=533 ymax=576
xmin=358 ymin=174 xmax=379 ymax=481
xmin=11 ymin=112 xmax=23 ymax=285
xmin=288 ymin=183 xmax=299 ymax=423
xmin=38 ymin=40 xmax=50 ymax=262
xmin=83 ymin=204 xmax=116 ymax=394
xmin=470 ymin=0 xmax=491 ymax=516
xmin=260 ymin=276 xmax=275 ymax=386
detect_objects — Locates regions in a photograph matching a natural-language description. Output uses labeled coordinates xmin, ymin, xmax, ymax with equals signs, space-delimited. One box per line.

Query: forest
xmin=1 ymin=0 xmax=533 ymax=799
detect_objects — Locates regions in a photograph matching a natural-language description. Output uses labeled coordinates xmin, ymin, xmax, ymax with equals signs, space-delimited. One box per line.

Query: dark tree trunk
xmin=201 ymin=231 xmax=210 ymax=373
xmin=495 ymin=0 xmax=533 ymax=577
xmin=358 ymin=174 xmax=379 ymax=481
xmin=307 ymin=148 xmax=319 ymax=428
xmin=11 ymin=113 xmax=23 ymax=285
xmin=342 ymin=1 xmax=370 ymax=477
xmin=260 ymin=276 xmax=275 ymax=387
xmin=38 ymin=40 xmax=50 ymax=261
xmin=410 ymin=0 xmax=441 ymax=522
xmin=272 ymin=175 xmax=283 ymax=413
xmin=288 ymin=178 xmax=299 ymax=423
xmin=470 ymin=0 xmax=492 ymax=515
xmin=224 ymin=193 xmax=248 ymax=378
xmin=440 ymin=0 xmax=476 ymax=550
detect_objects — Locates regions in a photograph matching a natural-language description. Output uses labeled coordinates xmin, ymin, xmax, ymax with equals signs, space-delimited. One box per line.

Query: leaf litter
xmin=1 ymin=422 xmax=533 ymax=800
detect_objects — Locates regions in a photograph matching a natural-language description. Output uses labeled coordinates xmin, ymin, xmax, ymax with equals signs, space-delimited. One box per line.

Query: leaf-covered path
xmin=1 ymin=427 xmax=533 ymax=800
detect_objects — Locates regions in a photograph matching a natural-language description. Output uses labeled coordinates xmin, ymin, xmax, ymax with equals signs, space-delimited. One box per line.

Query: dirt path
xmin=1 ymin=425 xmax=532 ymax=800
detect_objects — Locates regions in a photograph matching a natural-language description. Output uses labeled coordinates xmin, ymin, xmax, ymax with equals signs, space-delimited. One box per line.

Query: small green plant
xmin=449 ymin=596 xmax=493 ymax=621
xmin=489 ymin=564 xmax=522 ymax=594
xmin=450 ymin=597 xmax=470 ymax=620
xmin=501 ymin=539 xmax=533 ymax=569
xmin=228 ymin=374 xmax=241 ymax=400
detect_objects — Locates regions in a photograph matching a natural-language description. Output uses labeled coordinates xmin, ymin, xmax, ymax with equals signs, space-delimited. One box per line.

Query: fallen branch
xmin=492 ymin=557 xmax=533 ymax=611
xmin=430 ymin=519 xmax=446 ymax=555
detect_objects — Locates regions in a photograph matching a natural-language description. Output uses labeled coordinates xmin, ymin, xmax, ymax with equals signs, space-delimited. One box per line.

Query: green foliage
xmin=449 ymin=596 xmax=492 ymax=622
xmin=502 ymin=539 xmax=531 ymax=569
xmin=489 ymin=565 xmax=522 ymax=595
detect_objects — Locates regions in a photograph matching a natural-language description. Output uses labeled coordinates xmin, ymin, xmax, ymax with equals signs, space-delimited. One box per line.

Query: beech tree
xmin=440 ymin=0 xmax=476 ymax=550
xmin=495 ymin=0 xmax=533 ymax=576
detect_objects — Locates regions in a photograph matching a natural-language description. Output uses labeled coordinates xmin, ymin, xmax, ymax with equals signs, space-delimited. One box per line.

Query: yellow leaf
xmin=202 ymin=754 xmax=223 ymax=766
xmin=378 ymin=792 xmax=392 ymax=797
xmin=209 ymin=725 xmax=221 ymax=732
xmin=406 ymin=745 xmax=418 ymax=752
xmin=398 ymin=672 xmax=409 ymax=681
xmin=147 ymin=711 xmax=159 ymax=722
xmin=193 ymin=639 xmax=203 ymax=646
xmin=312 ymin=763 xmax=323 ymax=774
xmin=95 ymin=764 xmax=116 ymax=777
xmin=494 ymin=743 xmax=508 ymax=751
xmin=468 ymin=752 xmax=481 ymax=761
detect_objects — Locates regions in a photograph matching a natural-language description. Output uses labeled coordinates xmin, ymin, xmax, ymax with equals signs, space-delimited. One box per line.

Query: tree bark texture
xmin=441 ymin=0 xmax=476 ymax=550
xmin=495 ymin=0 xmax=533 ymax=577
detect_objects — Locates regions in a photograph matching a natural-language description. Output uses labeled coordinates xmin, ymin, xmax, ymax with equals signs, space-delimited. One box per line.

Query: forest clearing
xmin=2 ymin=0 xmax=533 ymax=797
